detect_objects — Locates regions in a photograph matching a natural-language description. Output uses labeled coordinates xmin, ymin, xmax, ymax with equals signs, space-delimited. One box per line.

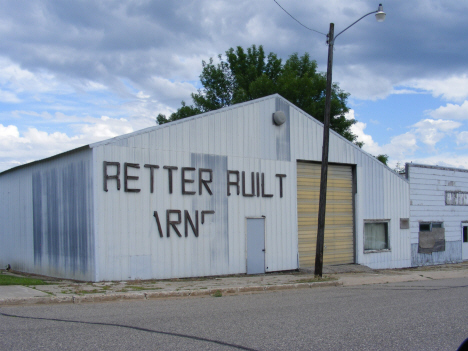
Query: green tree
xmin=376 ymin=154 xmax=389 ymax=165
xmin=157 ymin=45 xmax=356 ymax=142
xmin=156 ymin=101 xmax=200 ymax=125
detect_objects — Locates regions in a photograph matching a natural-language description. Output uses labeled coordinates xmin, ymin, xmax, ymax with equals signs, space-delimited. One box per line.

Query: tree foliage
xmin=156 ymin=101 xmax=200 ymax=125
xmin=157 ymin=45 xmax=357 ymax=142
xmin=376 ymin=154 xmax=389 ymax=165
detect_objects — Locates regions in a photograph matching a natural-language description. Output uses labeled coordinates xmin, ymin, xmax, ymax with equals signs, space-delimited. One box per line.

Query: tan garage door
xmin=297 ymin=162 xmax=354 ymax=267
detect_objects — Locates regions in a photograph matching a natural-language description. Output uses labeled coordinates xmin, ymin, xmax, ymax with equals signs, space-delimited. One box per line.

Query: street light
xmin=314 ymin=4 xmax=386 ymax=277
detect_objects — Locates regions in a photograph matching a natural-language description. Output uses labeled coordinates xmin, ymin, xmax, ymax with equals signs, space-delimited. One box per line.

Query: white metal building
xmin=407 ymin=163 xmax=468 ymax=265
xmin=0 ymin=94 xmax=411 ymax=281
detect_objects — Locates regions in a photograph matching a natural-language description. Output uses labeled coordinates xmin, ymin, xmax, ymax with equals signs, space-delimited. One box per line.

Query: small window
xmin=364 ymin=222 xmax=389 ymax=251
xmin=463 ymin=226 xmax=468 ymax=243
xmin=419 ymin=222 xmax=443 ymax=232
xmin=419 ymin=223 xmax=431 ymax=232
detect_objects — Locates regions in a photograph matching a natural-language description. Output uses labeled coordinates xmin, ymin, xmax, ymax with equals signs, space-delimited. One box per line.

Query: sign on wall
xmin=445 ymin=191 xmax=468 ymax=206
xmin=102 ymin=161 xmax=287 ymax=238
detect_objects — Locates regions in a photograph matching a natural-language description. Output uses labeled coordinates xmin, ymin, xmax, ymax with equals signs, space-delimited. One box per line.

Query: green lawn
xmin=0 ymin=274 xmax=49 ymax=286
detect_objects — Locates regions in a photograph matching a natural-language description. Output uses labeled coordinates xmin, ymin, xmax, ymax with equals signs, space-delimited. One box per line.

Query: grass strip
xmin=0 ymin=275 xmax=49 ymax=286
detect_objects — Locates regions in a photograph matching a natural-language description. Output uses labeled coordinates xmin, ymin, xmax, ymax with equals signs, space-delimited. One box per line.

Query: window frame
xmin=419 ymin=222 xmax=443 ymax=232
xmin=363 ymin=219 xmax=391 ymax=253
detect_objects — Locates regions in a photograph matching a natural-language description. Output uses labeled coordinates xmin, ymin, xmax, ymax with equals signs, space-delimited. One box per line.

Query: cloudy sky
xmin=1 ymin=0 xmax=467 ymax=172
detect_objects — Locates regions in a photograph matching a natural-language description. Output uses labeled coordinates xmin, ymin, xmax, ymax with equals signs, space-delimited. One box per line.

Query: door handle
xmin=262 ymin=249 xmax=265 ymax=252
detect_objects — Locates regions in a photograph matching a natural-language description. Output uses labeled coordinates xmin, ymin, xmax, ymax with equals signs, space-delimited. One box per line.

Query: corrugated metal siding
xmin=408 ymin=164 xmax=466 ymax=265
xmin=0 ymin=149 xmax=95 ymax=280
xmin=297 ymin=162 xmax=354 ymax=266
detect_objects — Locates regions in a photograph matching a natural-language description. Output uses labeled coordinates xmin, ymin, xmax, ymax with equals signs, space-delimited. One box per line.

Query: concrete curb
xmin=0 ymin=280 xmax=342 ymax=306
xmin=0 ymin=295 xmax=73 ymax=306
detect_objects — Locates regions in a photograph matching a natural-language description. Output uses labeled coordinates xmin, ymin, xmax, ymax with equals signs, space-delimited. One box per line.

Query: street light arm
xmin=333 ymin=10 xmax=377 ymax=43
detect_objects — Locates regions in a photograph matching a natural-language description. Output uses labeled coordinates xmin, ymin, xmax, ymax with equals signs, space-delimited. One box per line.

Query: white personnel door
xmin=246 ymin=218 xmax=265 ymax=274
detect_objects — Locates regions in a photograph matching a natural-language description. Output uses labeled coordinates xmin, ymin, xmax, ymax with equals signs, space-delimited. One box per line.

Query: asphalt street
xmin=0 ymin=277 xmax=467 ymax=351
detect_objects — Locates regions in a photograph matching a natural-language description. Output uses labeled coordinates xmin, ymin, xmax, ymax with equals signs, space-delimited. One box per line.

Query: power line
xmin=273 ymin=0 xmax=327 ymax=36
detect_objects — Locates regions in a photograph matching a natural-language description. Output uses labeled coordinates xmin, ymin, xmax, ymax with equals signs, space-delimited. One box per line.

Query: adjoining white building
xmin=407 ymin=163 xmax=468 ymax=266
xmin=0 ymin=94 xmax=412 ymax=281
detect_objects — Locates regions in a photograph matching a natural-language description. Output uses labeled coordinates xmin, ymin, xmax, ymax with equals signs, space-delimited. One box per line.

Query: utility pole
xmin=314 ymin=23 xmax=334 ymax=277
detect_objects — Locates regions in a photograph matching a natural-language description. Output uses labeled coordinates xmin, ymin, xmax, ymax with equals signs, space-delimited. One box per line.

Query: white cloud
xmin=23 ymin=128 xmax=75 ymax=146
xmin=349 ymin=113 xmax=418 ymax=161
xmin=78 ymin=116 xmax=133 ymax=139
xmin=0 ymin=116 xmax=136 ymax=172
xmin=347 ymin=110 xmax=382 ymax=154
xmin=345 ymin=110 xmax=355 ymax=120
xmin=389 ymin=88 xmax=424 ymax=95
xmin=350 ymin=111 xmax=467 ymax=169
xmin=428 ymin=101 xmax=468 ymax=120
xmin=0 ymin=57 xmax=60 ymax=95
xmin=407 ymin=75 xmax=468 ymax=102
xmin=0 ymin=89 xmax=20 ymax=103
xmin=0 ymin=124 xmax=21 ymax=143
xmin=82 ymin=81 xmax=107 ymax=91
xmin=136 ymin=91 xmax=150 ymax=99
xmin=148 ymin=76 xmax=197 ymax=101
xmin=351 ymin=121 xmax=380 ymax=152
xmin=412 ymin=119 xmax=461 ymax=146
xmin=381 ymin=133 xmax=418 ymax=161
xmin=456 ymin=131 xmax=468 ymax=146
xmin=0 ymin=124 xmax=83 ymax=166
xmin=413 ymin=118 xmax=461 ymax=132
xmin=335 ymin=65 xmax=394 ymax=101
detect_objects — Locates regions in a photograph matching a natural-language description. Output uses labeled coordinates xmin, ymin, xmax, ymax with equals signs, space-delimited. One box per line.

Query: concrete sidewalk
xmin=1 ymin=262 xmax=467 ymax=306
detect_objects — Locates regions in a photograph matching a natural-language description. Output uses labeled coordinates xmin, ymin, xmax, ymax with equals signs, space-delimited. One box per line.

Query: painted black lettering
xmin=163 ymin=166 xmax=178 ymax=194
xmin=103 ymin=161 xmax=120 ymax=191
xmin=227 ymin=170 xmax=240 ymax=196
xmin=199 ymin=168 xmax=213 ymax=195
xmin=182 ymin=167 xmax=196 ymax=195
xmin=262 ymin=173 xmax=273 ymax=197
xmin=256 ymin=172 xmax=260 ymax=197
xmin=124 ymin=163 xmax=140 ymax=193
xmin=201 ymin=210 xmax=215 ymax=224
xmin=276 ymin=174 xmax=286 ymax=198
xmin=166 ymin=210 xmax=182 ymax=237
xmin=153 ymin=211 xmax=163 ymax=238
xmin=242 ymin=171 xmax=255 ymax=197
xmin=144 ymin=164 xmax=159 ymax=193
xmin=184 ymin=210 xmax=199 ymax=237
